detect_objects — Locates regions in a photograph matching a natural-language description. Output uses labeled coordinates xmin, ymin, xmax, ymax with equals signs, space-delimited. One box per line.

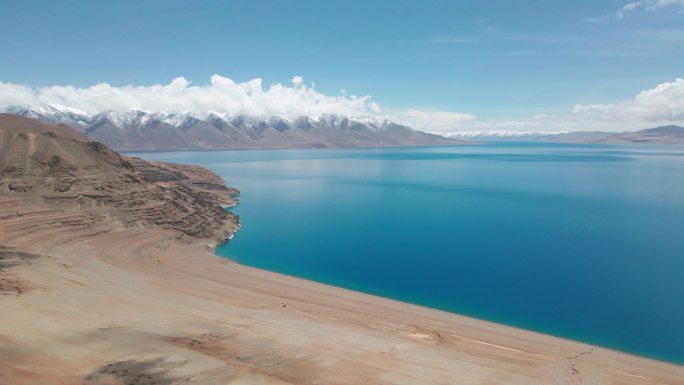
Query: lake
xmin=129 ymin=143 xmax=684 ymax=364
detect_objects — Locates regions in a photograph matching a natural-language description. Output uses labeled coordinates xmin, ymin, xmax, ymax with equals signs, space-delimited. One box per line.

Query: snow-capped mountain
xmin=443 ymin=127 xmax=684 ymax=144
xmin=89 ymin=110 xmax=153 ymax=129
xmin=4 ymin=104 xmax=91 ymax=128
xmin=1 ymin=104 xmax=457 ymax=150
xmin=443 ymin=130 xmax=612 ymax=143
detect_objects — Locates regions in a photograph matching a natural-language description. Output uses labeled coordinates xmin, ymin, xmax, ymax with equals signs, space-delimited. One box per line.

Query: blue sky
xmin=1 ymin=0 xmax=683 ymax=132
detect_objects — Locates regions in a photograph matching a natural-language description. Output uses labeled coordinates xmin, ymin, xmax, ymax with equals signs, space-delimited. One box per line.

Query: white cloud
xmin=0 ymin=82 xmax=37 ymax=106
xmin=571 ymin=78 xmax=684 ymax=122
xmin=388 ymin=109 xmax=477 ymax=132
xmin=291 ymin=75 xmax=304 ymax=86
xmin=1 ymin=75 xmax=683 ymax=134
xmin=0 ymin=75 xmax=379 ymax=118
xmin=585 ymin=0 xmax=684 ymax=21
xmin=446 ymin=78 xmax=684 ymax=134
xmin=0 ymin=75 xmax=468 ymax=131
xmin=615 ymin=0 xmax=684 ymax=18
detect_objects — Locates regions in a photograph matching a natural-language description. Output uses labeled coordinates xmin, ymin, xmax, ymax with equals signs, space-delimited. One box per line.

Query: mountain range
xmin=2 ymin=104 xmax=457 ymax=151
xmin=6 ymin=104 xmax=683 ymax=148
xmin=446 ymin=125 xmax=684 ymax=144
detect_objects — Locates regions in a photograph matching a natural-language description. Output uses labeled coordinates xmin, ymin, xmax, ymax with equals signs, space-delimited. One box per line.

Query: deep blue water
xmin=129 ymin=143 xmax=684 ymax=364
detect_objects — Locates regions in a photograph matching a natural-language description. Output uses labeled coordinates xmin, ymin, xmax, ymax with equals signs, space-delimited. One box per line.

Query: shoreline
xmin=214 ymin=185 xmax=681 ymax=369
xmin=215 ymin=205 xmax=681 ymax=367
xmin=218 ymin=208 xmax=684 ymax=368
xmin=218 ymin=242 xmax=684 ymax=367
xmin=2 ymin=194 xmax=683 ymax=384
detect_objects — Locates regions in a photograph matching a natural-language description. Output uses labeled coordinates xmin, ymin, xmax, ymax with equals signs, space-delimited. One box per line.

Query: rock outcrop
xmin=0 ymin=113 xmax=239 ymax=242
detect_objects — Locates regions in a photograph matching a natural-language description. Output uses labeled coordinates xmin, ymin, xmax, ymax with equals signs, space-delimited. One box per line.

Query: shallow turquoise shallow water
xmin=129 ymin=143 xmax=684 ymax=364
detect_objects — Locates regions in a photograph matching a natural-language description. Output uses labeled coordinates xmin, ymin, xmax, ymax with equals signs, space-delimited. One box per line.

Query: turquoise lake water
xmin=129 ymin=143 xmax=684 ymax=364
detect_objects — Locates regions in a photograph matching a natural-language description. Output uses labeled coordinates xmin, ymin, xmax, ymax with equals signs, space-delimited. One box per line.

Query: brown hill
xmin=0 ymin=114 xmax=239 ymax=240
xmin=0 ymin=113 xmax=90 ymax=141
xmin=596 ymin=125 xmax=684 ymax=144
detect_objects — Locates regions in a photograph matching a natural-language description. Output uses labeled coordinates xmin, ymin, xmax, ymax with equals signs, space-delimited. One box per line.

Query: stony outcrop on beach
xmin=1 ymin=115 xmax=682 ymax=385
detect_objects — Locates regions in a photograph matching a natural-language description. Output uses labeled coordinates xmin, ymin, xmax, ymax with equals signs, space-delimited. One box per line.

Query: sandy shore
xmin=1 ymin=194 xmax=683 ymax=385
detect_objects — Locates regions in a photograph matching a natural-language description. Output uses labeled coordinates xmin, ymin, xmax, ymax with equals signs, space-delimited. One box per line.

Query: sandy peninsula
xmin=1 ymin=115 xmax=683 ymax=385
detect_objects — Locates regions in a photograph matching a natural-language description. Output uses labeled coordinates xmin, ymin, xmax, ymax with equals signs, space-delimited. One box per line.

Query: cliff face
xmin=0 ymin=113 xmax=239 ymax=242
